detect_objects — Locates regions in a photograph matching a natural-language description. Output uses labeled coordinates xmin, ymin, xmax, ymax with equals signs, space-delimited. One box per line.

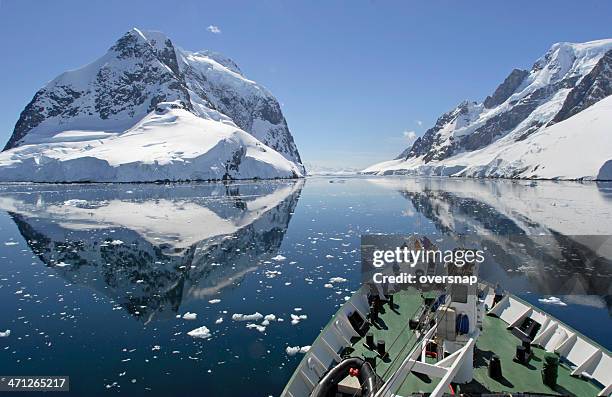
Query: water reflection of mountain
xmin=0 ymin=181 xmax=303 ymax=323
xmin=368 ymin=178 xmax=612 ymax=314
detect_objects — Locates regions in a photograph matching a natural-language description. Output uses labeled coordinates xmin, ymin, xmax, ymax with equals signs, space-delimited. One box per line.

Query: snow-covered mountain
xmin=364 ymin=39 xmax=612 ymax=180
xmin=0 ymin=28 xmax=304 ymax=182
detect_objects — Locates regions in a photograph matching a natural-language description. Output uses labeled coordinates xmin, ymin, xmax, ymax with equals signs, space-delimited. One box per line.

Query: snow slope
xmin=0 ymin=102 xmax=302 ymax=182
xmin=0 ymin=28 xmax=303 ymax=181
xmin=364 ymin=39 xmax=612 ymax=180
xmin=364 ymin=95 xmax=612 ymax=180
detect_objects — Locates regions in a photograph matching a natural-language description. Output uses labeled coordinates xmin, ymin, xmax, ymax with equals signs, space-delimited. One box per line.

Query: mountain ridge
xmin=364 ymin=38 xmax=612 ymax=180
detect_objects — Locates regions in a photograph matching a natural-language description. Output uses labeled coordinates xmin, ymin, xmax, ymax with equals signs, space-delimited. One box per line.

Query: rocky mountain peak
xmin=2 ymin=28 xmax=303 ymax=169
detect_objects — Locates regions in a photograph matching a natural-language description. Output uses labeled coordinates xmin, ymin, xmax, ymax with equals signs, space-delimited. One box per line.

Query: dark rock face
xmin=464 ymin=76 xmax=579 ymax=149
xmin=483 ymin=68 xmax=528 ymax=109
xmin=180 ymin=62 xmax=302 ymax=164
xmin=398 ymin=101 xmax=472 ymax=162
xmin=4 ymin=30 xmax=189 ymax=151
xmin=4 ymin=92 xmax=48 ymax=150
xmin=551 ymin=49 xmax=612 ymax=124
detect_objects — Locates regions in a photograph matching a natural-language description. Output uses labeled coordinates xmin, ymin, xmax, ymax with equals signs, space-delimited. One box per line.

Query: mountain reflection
xmin=0 ymin=181 xmax=303 ymax=323
xmin=368 ymin=178 xmax=612 ymax=314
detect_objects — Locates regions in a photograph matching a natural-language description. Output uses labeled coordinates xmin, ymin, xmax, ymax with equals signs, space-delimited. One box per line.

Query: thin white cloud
xmin=403 ymin=130 xmax=417 ymax=144
xmin=207 ymin=25 xmax=221 ymax=34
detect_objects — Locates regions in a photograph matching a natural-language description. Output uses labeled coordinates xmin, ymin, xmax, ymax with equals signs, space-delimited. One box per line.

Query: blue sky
xmin=0 ymin=0 xmax=611 ymax=169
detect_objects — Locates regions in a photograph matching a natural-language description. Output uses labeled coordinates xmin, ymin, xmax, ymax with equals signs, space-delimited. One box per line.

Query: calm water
xmin=0 ymin=177 xmax=611 ymax=396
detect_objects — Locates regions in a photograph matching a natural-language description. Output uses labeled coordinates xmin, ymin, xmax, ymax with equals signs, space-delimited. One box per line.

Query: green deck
xmin=347 ymin=291 xmax=603 ymax=397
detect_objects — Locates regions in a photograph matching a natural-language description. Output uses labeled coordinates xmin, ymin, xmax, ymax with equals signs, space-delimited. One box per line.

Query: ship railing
xmin=489 ymin=294 xmax=612 ymax=396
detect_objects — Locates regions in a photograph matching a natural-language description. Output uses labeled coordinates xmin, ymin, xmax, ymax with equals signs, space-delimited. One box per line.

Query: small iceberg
xmin=187 ymin=326 xmax=211 ymax=339
xmin=232 ymin=312 xmax=263 ymax=322
xmin=182 ymin=312 xmax=197 ymax=320
xmin=538 ymin=296 xmax=567 ymax=306
xmin=286 ymin=345 xmax=310 ymax=356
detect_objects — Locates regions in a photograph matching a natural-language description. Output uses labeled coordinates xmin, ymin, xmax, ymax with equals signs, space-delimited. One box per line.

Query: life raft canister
xmin=309 ymin=357 xmax=380 ymax=397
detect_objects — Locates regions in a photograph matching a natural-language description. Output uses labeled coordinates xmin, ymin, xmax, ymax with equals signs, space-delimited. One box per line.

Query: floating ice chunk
xmin=324 ymin=283 xmax=333 ymax=288
xmin=286 ymin=345 xmax=311 ymax=356
xmin=152 ymin=345 xmax=161 ymax=351
xmin=110 ymin=240 xmax=124 ymax=245
xmin=4 ymin=241 xmax=18 ymax=246
xmin=290 ymin=314 xmax=307 ymax=325
xmin=264 ymin=314 xmax=276 ymax=322
xmin=187 ymin=326 xmax=212 ymax=339
xmin=215 ymin=317 xmax=224 ymax=324
xmin=271 ymin=254 xmax=286 ymax=261
xmin=538 ymin=296 xmax=567 ymax=306
xmin=208 ymin=299 xmax=221 ymax=304
xmin=55 ymin=262 xmax=71 ymax=268
xmin=246 ymin=323 xmax=266 ymax=333
xmin=232 ymin=312 xmax=263 ymax=322
xmin=325 ymin=255 xmax=334 ymax=259
xmin=329 ymin=277 xmax=347 ymax=284
xmin=0 ymin=330 xmax=10 ymax=338
xmin=264 ymin=270 xmax=282 ymax=278
xmin=63 ymin=199 xmax=88 ymax=207
xmin=294 ymin=308 xmax=302 ymax=312
xmin=182 ymin=312 xmax=197 ymax=320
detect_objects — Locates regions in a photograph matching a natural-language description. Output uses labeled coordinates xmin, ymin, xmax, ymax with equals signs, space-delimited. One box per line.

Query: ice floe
xmin=232 ymin=312 xmax=263 ymax=322
xmin=271 ymin=254 xmax=286 ymax=261
xmin=182 ymin=312 xmax=197 ymax=320
xmin=246 ymin=323 xmax=266 ymax=333
xmin=208 ymin=299 xmax=221 ymax=304
xmin=329 ymin=277 xmax=347 ymax=284
xmin=290 ymin=314 xmax=307 ymax=325
xmin=264 ymin=270 xmax=282 ymax=279
xmin=0 ymin=330 xmax=10 ymax=338
xmin=187 ymin=326 xmax=212 ymax=339
xmin=538 ymin=296 xmax=567 ymax=306
xmin=286 ymin=345 xmax=310 ymax=356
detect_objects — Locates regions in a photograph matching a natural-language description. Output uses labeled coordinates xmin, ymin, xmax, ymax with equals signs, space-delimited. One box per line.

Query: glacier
xmin=0 ymin=28 xmax=303 ymax=182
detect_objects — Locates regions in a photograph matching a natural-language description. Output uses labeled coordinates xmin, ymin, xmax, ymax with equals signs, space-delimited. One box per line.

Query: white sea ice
xmin=286 ymin=345 xmax=311 ymax=356
xmin=0 ymin=330 xmax=10 ymax=337
xmin=329 ymin=277 xmax=347 ymax=284
xmin=538 ymin=296 xmax=567 ymax=306
xmin=264 ymin=314 xmax=276 ymax=322
xmin=187 ymin=326 xmax=212 ymax=339
xmin=271 ymin=255 xmax=286 ymax=261
xmin=232 ymin=312 xmax=263 ymax=322
xmin=182 ymin=312 xmax=197 ymax=320
xmin=246 ymin=323 xmax=266 ymax=333
xmin=290 ymin=314 xmax=307 ymax=325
